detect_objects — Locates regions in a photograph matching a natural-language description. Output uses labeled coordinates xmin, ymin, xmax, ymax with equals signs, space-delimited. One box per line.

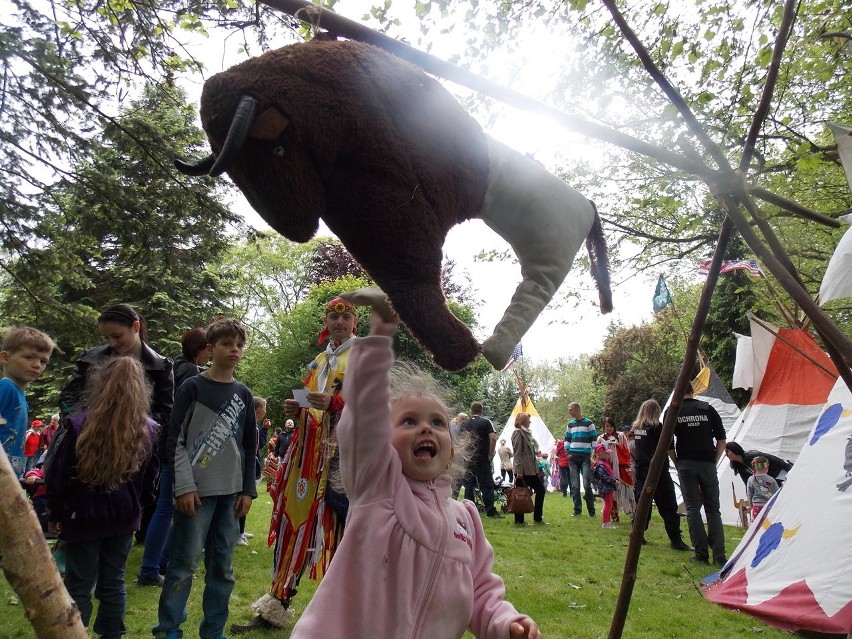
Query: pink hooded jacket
xmin=291 ymin=335 xmax=527 ymax=639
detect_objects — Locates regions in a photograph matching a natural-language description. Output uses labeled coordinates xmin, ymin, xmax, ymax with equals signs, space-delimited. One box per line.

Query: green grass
xmin=1 ymin=490 xmax=799 ymax=639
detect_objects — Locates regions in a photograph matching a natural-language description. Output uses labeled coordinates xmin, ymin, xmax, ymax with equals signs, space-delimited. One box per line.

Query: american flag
xmin=698 ymin=259 xmax=763 ymax=277
xmin=501 ymin=343 xmax=523 ymax=372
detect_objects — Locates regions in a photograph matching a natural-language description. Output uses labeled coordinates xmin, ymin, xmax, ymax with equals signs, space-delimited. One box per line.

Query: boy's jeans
xmin=140 ymin=465 xmax=174 ymax=579
xmin=153 ymin=493 xmax=239 ymax=639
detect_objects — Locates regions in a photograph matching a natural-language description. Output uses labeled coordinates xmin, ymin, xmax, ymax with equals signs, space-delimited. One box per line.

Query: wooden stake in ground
xmin=0 ymin=448 xmax=87 ymax=639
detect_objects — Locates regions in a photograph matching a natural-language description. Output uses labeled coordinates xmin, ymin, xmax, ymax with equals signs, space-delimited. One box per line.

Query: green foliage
xmin=475 ymin=369 xmax=522 ymax=426
xmin=589 ymin=310 xmax=691 ymax=426
xmin=536 ymin=354 xmax=605 ymax=433
xmin=0 ymin=83 xmax=238 ymax=417
xmin=237 ymin=276 xmax=370 ymax=426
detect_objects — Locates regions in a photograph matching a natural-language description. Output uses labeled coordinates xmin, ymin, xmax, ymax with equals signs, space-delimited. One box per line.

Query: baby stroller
xmin=472 ymin=475 xmax=509 ymax=513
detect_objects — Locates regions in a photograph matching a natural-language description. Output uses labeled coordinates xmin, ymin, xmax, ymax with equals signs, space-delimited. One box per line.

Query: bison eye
xmin=273 ymin=145 xmax=285 ymax=157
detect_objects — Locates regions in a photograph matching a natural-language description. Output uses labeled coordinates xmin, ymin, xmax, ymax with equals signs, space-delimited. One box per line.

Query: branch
xmin=739 ymin=0 xmax=798 ymax=171
xmin=599 ymin=0 xmax=731 ymax=171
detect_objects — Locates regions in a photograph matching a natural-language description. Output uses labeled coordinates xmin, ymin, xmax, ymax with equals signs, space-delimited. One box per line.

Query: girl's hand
xmin=369 ymin=309 xmax=399 ymax=337
xmin=342 ymin=287 xmax=399 ymax=336
xmin=510 ymin=618 xmax=542 ymax=639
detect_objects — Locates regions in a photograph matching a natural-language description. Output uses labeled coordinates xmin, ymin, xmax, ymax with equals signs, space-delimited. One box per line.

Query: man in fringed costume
xmin=231 ymin=297 xmax=357 ymax=633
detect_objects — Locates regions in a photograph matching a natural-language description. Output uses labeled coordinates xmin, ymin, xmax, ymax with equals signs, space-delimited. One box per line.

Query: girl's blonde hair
xmin=75 ymin=356 xmax=154 ymax=491
xmin=389 ymin=361 xmax=472 ymax=482
xmin=514 ymin=412 xmax=530 ymax=429
xmin=631 ymin=399 xmax=662 ymax=432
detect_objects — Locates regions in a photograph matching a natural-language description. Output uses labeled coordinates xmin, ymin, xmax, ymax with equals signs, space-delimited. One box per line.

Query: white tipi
xmin=491 ymin=395 xmax=556 ymax=480
xmin=704 ymin=375 xmax=852 ymax=633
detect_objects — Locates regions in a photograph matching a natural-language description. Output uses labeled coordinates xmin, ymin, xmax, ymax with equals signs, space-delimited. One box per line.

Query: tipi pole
xmin=608 ymin=217 xmax=734 ymax=639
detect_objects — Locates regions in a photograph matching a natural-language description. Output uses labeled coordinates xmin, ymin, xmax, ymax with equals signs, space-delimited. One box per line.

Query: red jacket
xmin=24 ymin=429 xmax=41 ymax=457
xmin=555 ymin=440 xmax=569 ymax=468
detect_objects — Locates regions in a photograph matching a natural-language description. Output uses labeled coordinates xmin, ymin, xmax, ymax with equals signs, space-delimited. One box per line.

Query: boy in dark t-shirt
xmin=154 ymin=318 xmax=257 ymax=639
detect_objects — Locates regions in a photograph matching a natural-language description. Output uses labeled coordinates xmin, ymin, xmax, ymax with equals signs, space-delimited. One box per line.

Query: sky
xmin=178 ymin=3 xmax=659 ymax=364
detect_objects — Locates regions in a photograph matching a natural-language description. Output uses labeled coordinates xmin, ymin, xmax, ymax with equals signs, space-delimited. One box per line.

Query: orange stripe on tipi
xmin=756 ymin=329 xmax=838 ymax=406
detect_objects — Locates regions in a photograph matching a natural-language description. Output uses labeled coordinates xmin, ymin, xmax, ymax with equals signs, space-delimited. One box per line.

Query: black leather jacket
xmin=59 ymin=342 xmax=174 ymax=433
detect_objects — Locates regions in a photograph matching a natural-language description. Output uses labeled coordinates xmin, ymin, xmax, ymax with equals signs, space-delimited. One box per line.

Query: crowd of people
xmin=2 ymin=296 xmax=790 ymax=638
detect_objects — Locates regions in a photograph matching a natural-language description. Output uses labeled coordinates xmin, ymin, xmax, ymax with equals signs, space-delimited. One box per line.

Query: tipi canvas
xmin=703 ymin=375 xmax=852 ymax=633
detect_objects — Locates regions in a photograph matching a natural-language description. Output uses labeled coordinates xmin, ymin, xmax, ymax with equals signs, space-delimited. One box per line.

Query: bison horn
xmin=208 ymin=95 xmax=260 ymax=177
xmin=174 ymin=155 xmax=216 ymax=175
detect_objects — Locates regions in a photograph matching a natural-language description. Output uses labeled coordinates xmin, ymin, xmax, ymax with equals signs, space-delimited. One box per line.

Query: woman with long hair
xmin=138 ymin=327 xmax=209 ymax=586
xmin=511 ymin=412 xmax=547 ymax=525
xmin=53 ymin=304 xmax=173 ymax=548
xmin=47 ymin=357 xmax=160 ymax=638
xmin=724 ymin=441 xmax=793 ymax=488
xmin=629 ymin=399 xmax=691 ymax=551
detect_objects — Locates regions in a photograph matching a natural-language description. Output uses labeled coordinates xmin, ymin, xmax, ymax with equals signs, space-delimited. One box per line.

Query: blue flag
xmin=653 ymin=274 xmax=672 ymax=314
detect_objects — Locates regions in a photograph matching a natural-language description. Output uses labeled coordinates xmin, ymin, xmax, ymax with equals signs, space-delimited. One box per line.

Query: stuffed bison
xmin=176 ymin=38 xmax=612 ymax=371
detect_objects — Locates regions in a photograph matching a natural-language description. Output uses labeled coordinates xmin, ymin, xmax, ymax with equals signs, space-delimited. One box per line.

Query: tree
xmin=306 ymin=238 xmax=367 ymax=284
xmin=1 ymin=0 xmax=299 ymax=253
xmin=221 ymin=232 xmax=333 ymax=348
xmin=476 ymin=369 xmax=523 ymax=428
xmin=589 ymin=315 xmax=688 ymax=426
xmin=536 ymin=355 xmax=605 ymax=434
xmin=0 ymin=83 xmax=238 ymax=416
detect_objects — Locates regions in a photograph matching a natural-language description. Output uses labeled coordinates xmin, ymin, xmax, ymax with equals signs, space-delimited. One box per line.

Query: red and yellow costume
xmin=266 ymin=298 xmax=356 ymax=601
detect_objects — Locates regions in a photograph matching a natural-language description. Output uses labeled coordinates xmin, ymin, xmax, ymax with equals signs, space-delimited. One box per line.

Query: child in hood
xmin=592 ymin=444 xmax=619 ymax=529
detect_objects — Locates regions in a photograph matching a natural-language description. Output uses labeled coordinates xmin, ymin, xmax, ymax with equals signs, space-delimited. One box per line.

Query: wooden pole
xmin=0 ymin=449 xmax=87 ymax=639
xmin=609 ymin=217 xmax=734 ymax=639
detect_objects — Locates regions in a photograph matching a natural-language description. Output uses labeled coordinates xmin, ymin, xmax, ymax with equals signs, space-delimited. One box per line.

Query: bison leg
xmin=478 ymin=139 xmax=597 ymax=369
xmin=383 ymin=277 xmax=481 ymax=371
xmin=323 ymin=183 xmax=480 ymax=371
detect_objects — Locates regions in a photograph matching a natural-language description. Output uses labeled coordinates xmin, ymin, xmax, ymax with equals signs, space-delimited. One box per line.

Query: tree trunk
xmin=0 ymin=449 xmax=87 ymax=638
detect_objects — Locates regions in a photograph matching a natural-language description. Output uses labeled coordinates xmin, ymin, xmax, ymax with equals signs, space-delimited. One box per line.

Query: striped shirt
xmin=564 ymin=418 xmax=597 ymax=455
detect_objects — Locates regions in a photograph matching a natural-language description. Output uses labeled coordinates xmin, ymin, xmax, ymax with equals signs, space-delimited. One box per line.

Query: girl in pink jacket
xmin=290 ymin=308 xmax=542 ymax=639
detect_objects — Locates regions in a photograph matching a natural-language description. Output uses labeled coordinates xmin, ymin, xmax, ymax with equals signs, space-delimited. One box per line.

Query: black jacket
xmin=59 ymin=343 xmax=174 ymax=435
xmin=46 ymin=412 xmax=159 ymax=542
xmin=172 ymin=354 xmax=202 ymax=391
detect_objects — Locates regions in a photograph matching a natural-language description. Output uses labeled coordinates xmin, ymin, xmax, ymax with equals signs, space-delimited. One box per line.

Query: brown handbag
xmin=505 ymin=485 xmax=534 ymax=514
